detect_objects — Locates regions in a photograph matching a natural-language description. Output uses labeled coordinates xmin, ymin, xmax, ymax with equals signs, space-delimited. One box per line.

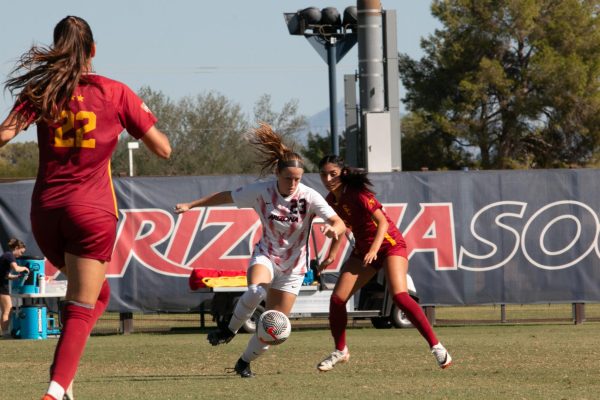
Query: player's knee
xmin=330 ymin=294 xmax=347 ymax=314
xmin=97 ymin=280 xmax=110 ymax=304
xmin=331 ymin=293 xmax=346 ymax=306
xmin=245 ymin=284 xmax=267 ymax=304
xmin=62 ymin=301 xmax=95 ymax=323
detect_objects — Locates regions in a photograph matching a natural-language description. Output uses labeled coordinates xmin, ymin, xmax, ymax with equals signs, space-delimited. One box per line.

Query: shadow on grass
xmin=82 ymin=371 xmax=283 ymax=382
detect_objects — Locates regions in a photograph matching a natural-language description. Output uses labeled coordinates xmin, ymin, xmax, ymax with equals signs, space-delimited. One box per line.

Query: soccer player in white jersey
xmin=174 ymin=123 xmax=346 ymax=377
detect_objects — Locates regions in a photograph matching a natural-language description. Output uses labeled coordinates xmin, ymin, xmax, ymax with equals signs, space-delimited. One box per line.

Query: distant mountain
xmin=297 ymin=100 xmax=347 ymax=145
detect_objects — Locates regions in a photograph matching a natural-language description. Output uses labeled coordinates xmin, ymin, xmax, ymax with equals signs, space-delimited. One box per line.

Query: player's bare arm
xmin=0 ymin=111 xmax=21 ymax=148
xmin=320 ymin=215 xmax=346 ymax=241
xmin=141 ymin=125 xmax=171 ymax=159
xmin=319 ymin=231 xmax=346 ymax=271
xmin=363 ymin=208 xmax=389 ymax=266
xmin=174 ymin=191 xmax=234 ymax=214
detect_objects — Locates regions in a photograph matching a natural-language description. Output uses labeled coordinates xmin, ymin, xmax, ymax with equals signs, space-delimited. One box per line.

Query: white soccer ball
xmin=256 ymin=310 xmax=291 ymax=345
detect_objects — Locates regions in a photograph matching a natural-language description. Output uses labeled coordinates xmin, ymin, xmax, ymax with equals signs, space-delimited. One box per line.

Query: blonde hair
xmin=247 ymin=122 xmax=304 ymax=176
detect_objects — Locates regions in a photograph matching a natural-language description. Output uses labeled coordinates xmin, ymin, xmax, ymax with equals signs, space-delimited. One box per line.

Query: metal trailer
xmin=195 ymin=218 xmax=419 ymax=333
xmin=197 ymin=270 xmax=418 ymax=333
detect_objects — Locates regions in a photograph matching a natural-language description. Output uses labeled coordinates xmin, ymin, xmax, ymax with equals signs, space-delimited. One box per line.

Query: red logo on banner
xmin=107 ymin=207 xmax=260 ymax=277
xmin=102 ymin=204 xmax=457 ymax=277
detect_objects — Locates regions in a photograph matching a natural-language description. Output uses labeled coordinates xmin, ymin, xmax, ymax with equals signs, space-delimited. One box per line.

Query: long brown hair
xmin=4 ymin=16 xmax=95 ymax=130
xmin=247 ymin=122 xmax=304 ymax=176
xmin=318 ymin=154 xmax=375 ymax=194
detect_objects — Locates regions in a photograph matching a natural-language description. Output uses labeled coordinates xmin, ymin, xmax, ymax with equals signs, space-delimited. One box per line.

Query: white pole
xmin=128 ymin=148 xmax=134 ymax=176
xmin=127 ymin=142 xmax=140 ymax=177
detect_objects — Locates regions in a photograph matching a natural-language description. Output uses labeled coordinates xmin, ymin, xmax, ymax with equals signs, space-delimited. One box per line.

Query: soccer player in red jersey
xmin=0 ymin=16 xmax=171 ymax=400
xmin=316 ymin=155 xmax=452 ymax=371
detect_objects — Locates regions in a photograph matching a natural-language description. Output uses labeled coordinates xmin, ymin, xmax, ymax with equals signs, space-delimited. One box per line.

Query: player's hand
xmin=174 ymin=203 xmax=190 ymax=214
xmin=363 ymin=251 xmax=377 ymax=266
xmin=318 ymin=257 xmax=334 ymax=271
xmin=320 ymin=224 xmax=339 ymax=240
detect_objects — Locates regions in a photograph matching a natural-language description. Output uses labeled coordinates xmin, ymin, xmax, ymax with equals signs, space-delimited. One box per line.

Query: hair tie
xmin=277 ymin=159 xmax=304 ymax=170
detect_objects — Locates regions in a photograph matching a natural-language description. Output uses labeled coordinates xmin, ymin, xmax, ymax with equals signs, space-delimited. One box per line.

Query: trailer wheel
xmin=240 ymin=304 xmax=265 ymax=334
xmin=391 ymin=306 xmax=413 ymax=328
xmin=370 ymin=316 xmax=393 ymax=329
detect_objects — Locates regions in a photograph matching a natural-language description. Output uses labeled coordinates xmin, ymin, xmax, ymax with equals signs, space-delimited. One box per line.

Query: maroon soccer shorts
xmin=31 ymin=205 xmax=117 ymax=268
xmin=352 ymin=243 xmax=408 ymax=271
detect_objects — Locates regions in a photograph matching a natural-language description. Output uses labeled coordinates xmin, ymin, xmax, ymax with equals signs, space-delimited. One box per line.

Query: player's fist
xmin=174 ymin=203 xmax=190 ymax=214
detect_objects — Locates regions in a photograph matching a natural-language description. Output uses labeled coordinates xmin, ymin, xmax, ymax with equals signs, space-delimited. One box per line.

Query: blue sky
xmin=0 ymin=1 xmax=439 ymax=142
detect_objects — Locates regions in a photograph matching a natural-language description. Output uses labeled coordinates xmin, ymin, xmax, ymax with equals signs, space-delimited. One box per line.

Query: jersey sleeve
xmin=4 ymin=252 xmax=16 ymax=266
xmin=231 ymin=182 xmax=261 ymax=209
xmin=117 ymin=84 xmax=158 ymax=139
xmin=358 ymin=190 xmax=382 ymax=214
xmin=11 ymin=99 xmax=37 ymax=128
xmin=309 ymin=188 xmax=338 ymax=221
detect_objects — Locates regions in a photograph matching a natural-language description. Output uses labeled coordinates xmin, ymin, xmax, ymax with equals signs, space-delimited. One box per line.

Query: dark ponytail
xmin=318 ymin=154 xmax=375 ymax=194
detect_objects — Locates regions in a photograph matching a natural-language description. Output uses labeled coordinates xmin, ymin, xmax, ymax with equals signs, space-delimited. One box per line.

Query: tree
xmin=252 ymin=94 xmax=307 ymax=140
xmin=0 ymin=89 xmax=309 ymax=179
xmin=111 ymin=88 xmax=251 ymax=176
xmin=400 ymin=112 xmax=473 ymax=171
xmin=300 ymin=131 xmax=346 ymax=172
xmin=111 ymin=89 xmax=309 ymax=176
xmin=399 ymin=0 xmax=600 ymax=169
xmin=0 ymin=141 xmax=38 ymax=178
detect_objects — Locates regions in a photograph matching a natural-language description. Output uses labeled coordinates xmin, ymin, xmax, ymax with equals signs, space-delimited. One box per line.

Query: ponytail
xmin=4 ymin=16 xmax=94 ymax=130
xmin=247 ymin=122 xmax=304 ymax=176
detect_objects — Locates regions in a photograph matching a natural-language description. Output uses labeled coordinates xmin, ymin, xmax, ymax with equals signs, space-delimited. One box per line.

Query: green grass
xmin=2 ymin=322 xmax=599 ymax=400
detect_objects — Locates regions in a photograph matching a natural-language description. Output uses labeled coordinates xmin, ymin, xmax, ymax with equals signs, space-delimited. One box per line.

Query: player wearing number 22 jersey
xmin=15 ymin=74 xmax=157 ymax=265
xmin=232 ymin=179 xmax=337 ymax=275
xmin=23 ymin=73 xmax=156 ymax=216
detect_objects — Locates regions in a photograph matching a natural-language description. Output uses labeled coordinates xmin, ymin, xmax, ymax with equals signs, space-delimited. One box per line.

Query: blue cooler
xmin=10 ymin=307 xmax=20 ymax=338
xmin=18 ymin=305 xmax=47 ymax=340
xmin=13 ymin=257 xmax=45 ymax=294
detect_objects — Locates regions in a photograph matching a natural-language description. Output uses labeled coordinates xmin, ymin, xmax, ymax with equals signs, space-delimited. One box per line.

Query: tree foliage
xmin=2 ymin=89 xmax=308 ymax=178
xmin=252 ymin=94 xmax=307 ymax=139
xmin=400 ymin=112 xmax=473 ymax=171
xmin=110 ymin=89 xmax=308 ymax=176
xmin=300 ymin=131 xmax=346 ymax=172
xmin=399 ymin=0 xmax=600 ymax=169
xmin=0 ymin=141 xmax=38 ymax=178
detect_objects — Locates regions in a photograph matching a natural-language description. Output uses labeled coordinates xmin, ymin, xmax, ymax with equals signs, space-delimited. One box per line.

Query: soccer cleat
xmin=317 ymin=347 xmax=350 ymax=371
xmin=431 ymin=343 xmax=452 ymax=369
xmin=41 ymin=395 xmax=57 ymax=400
xmin=63 ymin=381 xmax=74 ymax=400
xmin=231 ymin=357 xmax=255 ymax=378
xmin=207 ymin=327 xmax=235 ymax=346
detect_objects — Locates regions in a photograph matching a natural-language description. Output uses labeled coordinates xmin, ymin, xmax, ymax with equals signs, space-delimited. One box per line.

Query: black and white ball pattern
xmin=256 ymin=310 xmax=291 ymax=345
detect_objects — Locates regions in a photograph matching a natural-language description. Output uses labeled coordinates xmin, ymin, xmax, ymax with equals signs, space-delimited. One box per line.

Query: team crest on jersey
xmin=141 ymin=102 xmax=152 ymax=113
xmin=343 ymin=204 xmax=352 ymax=216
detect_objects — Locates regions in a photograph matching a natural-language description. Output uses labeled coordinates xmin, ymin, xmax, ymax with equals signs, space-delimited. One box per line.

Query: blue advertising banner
xmin=2 ymin=169 xmax=600 ymax=311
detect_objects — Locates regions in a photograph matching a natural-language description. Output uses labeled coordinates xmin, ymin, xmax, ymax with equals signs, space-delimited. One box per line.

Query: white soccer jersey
xmin=232 ymin=180 xmax=337 ymax=274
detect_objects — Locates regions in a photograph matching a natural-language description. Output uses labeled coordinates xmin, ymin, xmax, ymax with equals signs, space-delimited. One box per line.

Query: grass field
xmin=2 ymin=320 xmax=599 ymax=400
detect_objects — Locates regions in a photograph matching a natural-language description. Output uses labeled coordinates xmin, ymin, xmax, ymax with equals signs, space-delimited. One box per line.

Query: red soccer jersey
xmin=16 ymin=74 xmax=157 ymax=217
xmin=325 ymin=186 xmax=406 ymax=256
